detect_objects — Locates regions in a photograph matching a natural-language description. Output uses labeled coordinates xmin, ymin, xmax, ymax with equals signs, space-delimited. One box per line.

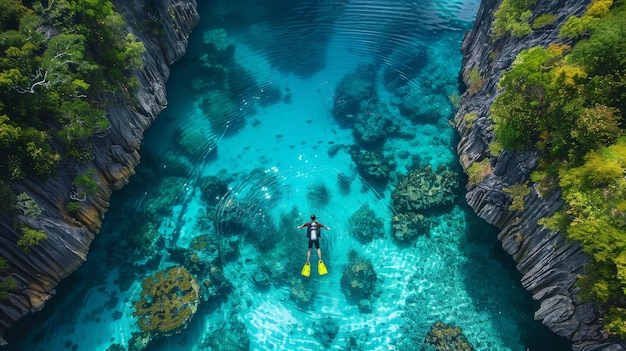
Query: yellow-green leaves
xmin=491 ymin=0 xmax=535 ymax=39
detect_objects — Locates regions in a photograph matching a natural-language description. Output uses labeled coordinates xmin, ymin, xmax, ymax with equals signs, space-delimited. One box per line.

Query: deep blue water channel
xmin=8 ymin=1 xmax=572 ymax=350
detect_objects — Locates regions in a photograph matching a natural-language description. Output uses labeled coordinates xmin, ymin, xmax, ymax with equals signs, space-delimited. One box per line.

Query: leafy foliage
xmin=490 ymin=8 xmax=625 ymax=163
xmin=490 ymin=2 xmax=626 ymax=337
xmin=503 ymin=183 xmax=530 ymax=211
xmin=0 ymin=256 xmax=18 ymax=300
xmin=465 ymin=67 xmax=483 ymax=94
xmin=466 ymin=159 xmax=491 ymax=185
xmin=0 ymin=0 xmax=147 ymax=239
xmin=560 ymin=0 xmax=614 ymax=38
xmin=463 ymin=112 xmax=478 ymax=129
xmin=17 ymin=227 xmax=47 ymax=253
xmin=491 ymin=0 xmax=536 ymax=39
xmin=0 ymin=0 xmax=145 ymax=195
xmin=0 ymin=180 xmax=15 ymax=213
xmin=16 ymin=192 xmax=42 ymax=218
xmin=543 ymin=141 xmax=626 ymax=336
xmin=66 ymin=200 xmax=80 ymax=214
xmin=532 ymin=13 xmax=557 ymax=29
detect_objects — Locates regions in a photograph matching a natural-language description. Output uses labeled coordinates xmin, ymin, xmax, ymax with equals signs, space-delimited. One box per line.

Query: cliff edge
xmin=454 ymin=0 xmax=626 ymax=350
xmin=0 ymin=0 xmax=199 ymax=342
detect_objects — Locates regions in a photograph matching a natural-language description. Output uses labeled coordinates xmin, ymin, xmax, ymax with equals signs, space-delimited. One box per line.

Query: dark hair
xmin=310 ymin=214 xmax=316 ymax=220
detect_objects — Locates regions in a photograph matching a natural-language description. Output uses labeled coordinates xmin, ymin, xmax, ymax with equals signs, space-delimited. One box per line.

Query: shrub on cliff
xmin=0 ymin=257 xmax=18 ymax=299
xmin=541 ymin=140 xmax=626 ymax=337
xmin=559 ymin=0 xmax=613 ymax=38
xmin=490 ymin=2 xmax=626 ymax=337
xmin=491 ymin=30 xmax=624 ymax=164
xmin=491 ymin=0 xmax=535 ymax=40
xmin=17 ymin=227 xmax=47 ymax=253
xmin=0 ymin=0 xmax=145 ymax=213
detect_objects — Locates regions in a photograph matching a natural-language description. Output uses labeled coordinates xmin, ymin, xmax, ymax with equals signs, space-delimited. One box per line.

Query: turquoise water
xmin=7 ymin=1 xmax=571 ymax=350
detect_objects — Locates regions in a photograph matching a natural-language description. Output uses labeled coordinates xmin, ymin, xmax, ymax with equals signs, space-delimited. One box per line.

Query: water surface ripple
xmin=8 ymin=0 xmax=570 ymax=350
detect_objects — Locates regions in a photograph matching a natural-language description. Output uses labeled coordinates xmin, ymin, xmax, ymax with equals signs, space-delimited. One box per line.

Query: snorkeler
xmin=297 ymin=214 xmax=331 ymax=276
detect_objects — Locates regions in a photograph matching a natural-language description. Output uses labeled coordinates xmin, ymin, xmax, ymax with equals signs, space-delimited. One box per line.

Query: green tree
xmin=70 ymin=168 xmax=99 ymax=200
xmin=570 ymin=105 xmax=622 ymax=160
xmin=16 ymin=192 xmax=42 ymax=218
xmin=17 ymin=227 xmax=47 ymax=253
xmin=0 ymin=0 xmax=29 ymax=31
xmin=0 ymin=256 xmax=18 ymax=300
xmin=491 ymin=0 xmax=535 ymax=39
xmin=560 ymin=0 xmax=614 ymax=39
xmin=547 ymin=141 xmax=626 ymax=336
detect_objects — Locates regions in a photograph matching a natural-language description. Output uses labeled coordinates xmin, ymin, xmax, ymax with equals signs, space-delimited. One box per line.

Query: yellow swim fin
xmin=318 ymin=260 xmax=328 ymax=275
xmin=301 ymin=261 xmax=311 ymax=277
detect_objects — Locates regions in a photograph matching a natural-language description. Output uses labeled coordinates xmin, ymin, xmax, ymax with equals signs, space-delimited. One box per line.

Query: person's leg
xmin=307 ymin=240 xmax=313 ymax=262
xmin=314 ymin=240 xmax=322 ymax=261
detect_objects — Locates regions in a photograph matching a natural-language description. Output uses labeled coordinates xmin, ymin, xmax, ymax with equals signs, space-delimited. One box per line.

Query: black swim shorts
xmin=308 ymin=239 xmax=320 ymax=249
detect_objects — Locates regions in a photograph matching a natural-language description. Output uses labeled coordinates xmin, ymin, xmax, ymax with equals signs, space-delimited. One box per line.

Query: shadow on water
xmin=203 ymin=0 xmax=341 ymax=78
xmin=458 ymin=200 xmax=573 ymax=351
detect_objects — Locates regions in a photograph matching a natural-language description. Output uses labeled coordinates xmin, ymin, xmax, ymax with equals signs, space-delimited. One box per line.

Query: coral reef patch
xmin=331 ymin=65 xmax=377 ymax=127
xmin=392 ymin=165 xmax=459 ymax=213
xmin=350 ymin=149 xmax=395 ymax=186
xmin=391 ymin=213 xmax=431 ymax=243
xmin=349 ymin=205 xmax=385 ymax=243
xmin=421 ymin=321 xmax=475 ymax=351
xmin=340 ymin=250 xmax=377 ymax=305
xmin=132 ymin=266 xmax=200 ymax=349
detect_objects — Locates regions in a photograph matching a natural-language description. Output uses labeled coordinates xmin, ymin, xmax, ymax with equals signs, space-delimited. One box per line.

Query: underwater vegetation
xmin=132 ymin=266 xmax=200 ymax=349
xmin=392 ymin=165 xmax=459 ymax=212
xmin=421 ymin=321 xmax=475 ymax=351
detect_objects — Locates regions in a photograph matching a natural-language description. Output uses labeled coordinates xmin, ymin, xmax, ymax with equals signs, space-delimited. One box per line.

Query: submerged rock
xmin=199 ymin=175 xmax=231 ymax=206
xmin=349 ymin=205 xmax=385 ymax=243
xmin=350 ymin=149 xmax=395 ymax=185
xmin=133 ymin=266 xmax=200 ymax=349
xmin=289 ymin=277 xmax=313 ymax=307
xmin=358 ymin=299 xmax=372 ymax=313
xmin=307 ymin=182 xmax=331 ymax=208
xmin=353 ymin=101 xmax=396 ymax=146
xmin=340 ymin=250 xmax=377 ymax=301
xmin=313 ymin=316 xmax=340 ymax=347
xmin=391 ymin=165 xmax=459 ymax=213
xmin=421 ymin=321 xmax=474 ymax=351
xmin=391 ymin=212 xmax=430 ymax=243
xmin=199 ymin=320 xmax=250 ymax=351
xmin=331 ymin=66 xmax=377 ymax=127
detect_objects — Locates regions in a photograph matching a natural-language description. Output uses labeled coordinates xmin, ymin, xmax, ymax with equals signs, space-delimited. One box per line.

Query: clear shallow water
xmin=7 ymin=1 xmax=571 ymax=350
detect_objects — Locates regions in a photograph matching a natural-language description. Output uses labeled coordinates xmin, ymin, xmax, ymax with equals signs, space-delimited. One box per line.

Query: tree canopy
xmin=0 ymin=0 xmax=145 ymax=262
xmin=489 ymin=0 xmax=626 ymax=337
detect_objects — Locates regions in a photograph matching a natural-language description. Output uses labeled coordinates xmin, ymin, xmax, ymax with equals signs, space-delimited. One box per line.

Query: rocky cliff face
xmin=454 ymin=0 xmax=626 ymax=350
xmin=0 ymin=0 xmax=198 ymax=342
